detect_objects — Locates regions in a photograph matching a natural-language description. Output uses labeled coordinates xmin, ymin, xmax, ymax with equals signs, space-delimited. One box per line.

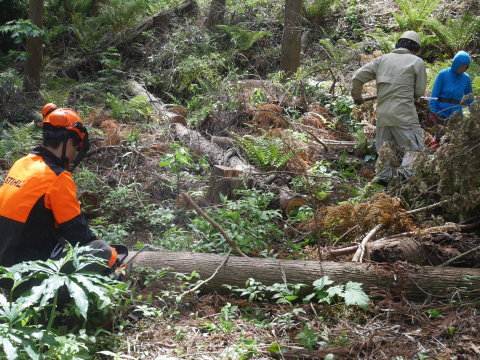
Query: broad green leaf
xmin=39 ymin=275 xmax=66 ymax=307
xmin=312 ymin=276 xmax=334 ymax=291
xmin=66 ymin=279 xmax=89 ymax=319
xmin=73 ymin=275 xmax=111 ymax=308
xmin=2 ymin=338 xmax=17 ymax=360
xmin=326 ymin=285 xmax=344 ymax=298
xmin=344 ymin=282 xmax=370 ymax=309
xmin=268 ymin=343 xmax=281 ymax=353
xmin=284 ymin=295 xmax=298 ymax=301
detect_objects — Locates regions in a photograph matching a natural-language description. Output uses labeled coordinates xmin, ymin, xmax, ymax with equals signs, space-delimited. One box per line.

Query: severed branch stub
xmin=179 ymin=193 xmax=248 ymax=257
xmin=352 ymin=224 xmax=383 ymax=263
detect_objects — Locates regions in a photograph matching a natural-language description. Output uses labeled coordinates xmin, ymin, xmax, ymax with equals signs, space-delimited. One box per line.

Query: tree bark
xmin=206 ymin=165 xmax=245 ymax=203
xmin=171 ymin=122 xmax=254 ymax=172
xmin=204 ymin=0 xmax=226 ymax=30
xmin=280 ymin=0 xmax=303 ymax=77
xmin=127 ymin=251 xmax=480 ymax=301
xmin=24 ymin=0 xmax=43 ymax=92
xmin=128 ymin=80 xmax=187 ymax=125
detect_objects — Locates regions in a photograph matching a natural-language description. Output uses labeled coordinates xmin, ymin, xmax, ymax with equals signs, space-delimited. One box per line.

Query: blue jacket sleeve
xmin=430 ymin=72 xmax=443 ymax=114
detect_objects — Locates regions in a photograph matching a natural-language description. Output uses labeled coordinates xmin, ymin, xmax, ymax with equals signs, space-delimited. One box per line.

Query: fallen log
xmin=128 ymin=80 xmax=186 ymax=125
xmin=171 ymin=122 xmax=253 ymax=172
xmin=127 ymin=251 xmax=480 ymax=301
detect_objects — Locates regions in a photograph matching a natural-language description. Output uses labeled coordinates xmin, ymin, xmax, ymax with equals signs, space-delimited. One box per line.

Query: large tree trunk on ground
xmin=24 ymin=0 xmax=43 ymax=91
xmin=280 ymin=0 xmax=303 ymax=77
xmin=128 ymin=80 xmax=186 ymax=125
xmin=204 ymin=0 xmax=226 ymax=29
xmin=128 ymin=251 xmax=480 ymax=301
xmin=171 ymin=122 xmax=254 ymax=172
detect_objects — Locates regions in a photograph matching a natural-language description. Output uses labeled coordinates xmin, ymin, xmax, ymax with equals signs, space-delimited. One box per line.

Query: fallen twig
xmin=304 ymin=129 xmax=328 ymax=151
xmin=438 ymin=245 xmax=480 ymax=268
xmin=179 ymin=193 xmax=248 ymax=257
xmin=405 ymin=201 xmax=447 ymax=215
xmin=352 ymin=224 xmax=383 ymax=263
xmin=178 ymin=250 xmax=232 ymax=299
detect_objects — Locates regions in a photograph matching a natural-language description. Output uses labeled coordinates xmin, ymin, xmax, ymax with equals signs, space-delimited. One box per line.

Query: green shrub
xmin=189 ymin=189 xmax=283 ymax=254
xmin=216 ymin=25 xmax=271 ymax=51
xmin=426 ymin=14 xmax=480 ymax=57
xmin=106 ymin=94 xmax=155 ymax=123
xmin=393 ymin=0 xmax=441 ymax=31
xmin=0 ymin=122 xmax=39 ymax=165
xmin=0 ymin=245 xmax=126 ymax=359
xmin=41 ymin=78 xmax=79 ymax=106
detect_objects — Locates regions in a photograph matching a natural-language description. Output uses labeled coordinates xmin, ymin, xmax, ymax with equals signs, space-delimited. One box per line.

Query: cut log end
xmin=283 ymin=196 xmax=308 ymax=215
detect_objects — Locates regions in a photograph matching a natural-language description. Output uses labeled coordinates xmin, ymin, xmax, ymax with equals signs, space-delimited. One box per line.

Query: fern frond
xmin=394 ymin=0 xmax=441 ymax=31
xmin=426 ymin=15 xmax=480 ymax=56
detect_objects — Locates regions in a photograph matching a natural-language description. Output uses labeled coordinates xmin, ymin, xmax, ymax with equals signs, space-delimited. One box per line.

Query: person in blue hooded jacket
xmin=430 ymin=51 xmax=474 ymax=120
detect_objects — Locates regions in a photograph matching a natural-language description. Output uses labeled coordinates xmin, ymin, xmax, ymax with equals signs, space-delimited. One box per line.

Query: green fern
xmin=216 ymin=25 xmax=271 ymax=51
xmin=393 ymin=0 xmax=441 ymax=31
xmin=236 ymin=134 xmax=299 ymax=171
xmin=426 ymin=14 xmax=480 ymax=57
xmin=40 ymin=78 xmax=79 ymax=107
xmin=303 ymin=0 xmax=339 ymax=22
xmin=0 ymin=122 xmax=39 ymax=165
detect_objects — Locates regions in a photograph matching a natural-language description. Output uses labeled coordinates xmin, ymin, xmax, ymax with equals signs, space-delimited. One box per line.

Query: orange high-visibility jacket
xmin=0 ymin=146 xmax=96 ymax=267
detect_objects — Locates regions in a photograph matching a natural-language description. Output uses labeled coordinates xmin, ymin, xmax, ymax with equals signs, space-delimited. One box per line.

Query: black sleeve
xmin=58 ymin=214 xmax=97 ymax=246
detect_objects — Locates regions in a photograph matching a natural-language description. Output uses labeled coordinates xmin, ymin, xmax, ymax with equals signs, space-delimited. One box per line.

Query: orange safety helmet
xmin=41 ymin=103 xmax=87 ymax=144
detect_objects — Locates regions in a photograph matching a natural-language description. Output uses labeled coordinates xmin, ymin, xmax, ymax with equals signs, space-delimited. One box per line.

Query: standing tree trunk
xmin=204 ymin=0 xmax=226 ymax=30
xmin=24 ymin=0 xmax=43 ymax=92
xmin=280 ymin=0 xmax=303 ymax=77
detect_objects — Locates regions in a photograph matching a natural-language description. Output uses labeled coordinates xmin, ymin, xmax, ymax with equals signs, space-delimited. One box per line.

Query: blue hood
xmin=450 ymin=51 xmax=470 ymax=73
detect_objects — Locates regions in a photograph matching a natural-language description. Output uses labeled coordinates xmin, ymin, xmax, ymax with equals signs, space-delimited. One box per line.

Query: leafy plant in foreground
xmin=0 ymin=245 xmax=126 ymax=359
xmin=303 ymin=276 xmax=370 ymax=309
xmin=225 ymin=276 xmax=370 ymax=309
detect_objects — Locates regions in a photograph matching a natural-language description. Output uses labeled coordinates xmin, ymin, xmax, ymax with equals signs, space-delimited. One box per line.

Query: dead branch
xmin=179 ymin=193 xmax=248 ymax=257
xmin=439 ymin=245 xmax=480 ymax=268
xmin=352 ymin=224 xmax=383 ymax=262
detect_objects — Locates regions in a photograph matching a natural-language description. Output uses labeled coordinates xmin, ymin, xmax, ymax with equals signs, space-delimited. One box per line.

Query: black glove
xmin=354 ymin=97 xmax=364 ymax=106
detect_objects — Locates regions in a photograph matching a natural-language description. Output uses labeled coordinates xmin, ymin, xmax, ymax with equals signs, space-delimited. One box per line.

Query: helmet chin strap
xmin=60 ymin=134 xmax=70 ymax=169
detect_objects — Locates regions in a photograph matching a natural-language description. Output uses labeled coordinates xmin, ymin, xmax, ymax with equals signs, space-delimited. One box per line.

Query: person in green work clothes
xmin=351 ymin=31 xmax=427 ymax=186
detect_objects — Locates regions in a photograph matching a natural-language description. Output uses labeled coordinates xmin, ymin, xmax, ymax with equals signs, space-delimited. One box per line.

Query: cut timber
xmin=126 ymin=0 xmax=198 ymax=39
xmin=274 ymin=177 xmax=308 ymax=215
xmin=211 ymin=136 xmax=234 ymax=149
xmin=128 ymin=80 xmax=186 ymax=125
xmin=206 ymin=165 xmax=245 ymax=203
xmin=127 ymin=251 xmax=480 ymax=301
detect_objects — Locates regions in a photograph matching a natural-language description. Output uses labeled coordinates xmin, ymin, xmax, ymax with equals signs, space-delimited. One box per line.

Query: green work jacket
xmin=351 ymin=48 xmax=427 ymax=127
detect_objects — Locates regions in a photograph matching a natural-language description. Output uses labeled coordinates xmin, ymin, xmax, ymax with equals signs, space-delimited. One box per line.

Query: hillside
xmin=0 ymin=0 xmax=479 ymax=359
